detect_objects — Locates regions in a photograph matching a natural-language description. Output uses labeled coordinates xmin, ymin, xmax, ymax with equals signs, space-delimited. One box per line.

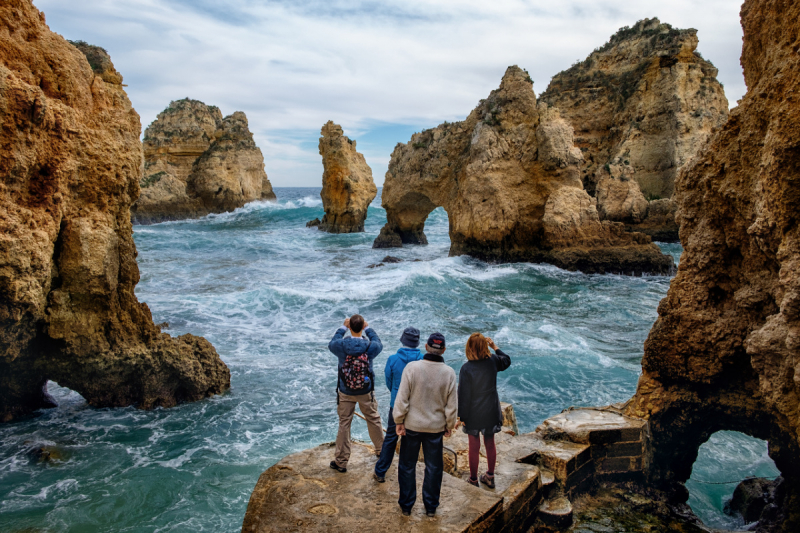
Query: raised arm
xmin=486 ymin=337 xmax=510 ymax=371
xmin=328 ymin=326 xmax=347 ymax=357
xmin=364 ymin=327 xmax=383 ymax=358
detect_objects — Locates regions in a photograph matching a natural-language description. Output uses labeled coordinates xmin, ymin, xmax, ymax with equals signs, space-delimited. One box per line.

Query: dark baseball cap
xmin=426 ymin=332 xmax=446 ymax=350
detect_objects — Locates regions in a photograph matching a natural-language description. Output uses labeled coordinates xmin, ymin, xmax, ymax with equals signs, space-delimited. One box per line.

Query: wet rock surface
xmin=374 ymin=66 xmax=674 ymax=275
xmin=0 ymin=0 xmax=230 ymax=422
xmin=539 ymin=18 xmax=729 ymax=241
xmin=624 ymin=1 xmax=800 ymax=531
xmin=313 ymin=121 xmax=377 ymax=233
xmin=132 ymin=99 xmax=275 ymax=224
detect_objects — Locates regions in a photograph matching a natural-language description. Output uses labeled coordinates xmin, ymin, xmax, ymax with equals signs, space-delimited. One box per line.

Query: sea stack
xmin=624 ymin=0 xmax=800 ymax=528
xmin=131 ymin=99 xmax=275 ymax=224
xmin=0 ymin=1 xmax=229 ymax=422
xmin=312 ymin=121 xmax=377 ymax=233
xmin=539 ymin=18 xmax=729 ymax=241
xmin=374 ymin=66 xmax=674 ymax=276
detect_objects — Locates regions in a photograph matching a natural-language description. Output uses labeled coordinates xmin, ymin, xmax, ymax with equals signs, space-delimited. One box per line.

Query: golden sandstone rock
xmin=313 ymin=121 xmax=377 ymax=233
xmin=374 ymin=66 xmax=674 ymax=275
xmin=132 ymin=99 xmax=275 ymax=224
xmin=0 ymin=0 xmax=229 ymax=422
xmin=540 ymin=18 xmax=729 ymax=241
xmin=625 ymin=1 xmax=800 ymax=529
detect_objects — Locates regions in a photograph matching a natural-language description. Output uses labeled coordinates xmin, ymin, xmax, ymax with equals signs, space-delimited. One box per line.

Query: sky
xmin=34 ymin=0 xmax=746 ymax=187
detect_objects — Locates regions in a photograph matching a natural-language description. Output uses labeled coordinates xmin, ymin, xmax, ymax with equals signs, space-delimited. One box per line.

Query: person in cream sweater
xmin=392 ymin=332 xmax=458 ymax=518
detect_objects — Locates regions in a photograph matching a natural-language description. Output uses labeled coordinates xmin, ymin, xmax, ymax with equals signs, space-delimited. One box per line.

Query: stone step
xmin=539 ymin=468 xmax=556 ymax=499
xmin=536 ymin=496 xmax=573 ymax=530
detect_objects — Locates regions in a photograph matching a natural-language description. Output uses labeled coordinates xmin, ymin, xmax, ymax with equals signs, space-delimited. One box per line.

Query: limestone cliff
xmin=313 ymin=121 xmax=377 ymax=233
xmin=624 ymin=1 xmax=800 ymax=530
xmin=539 ymin=18 xmax=729 ymax=241
xmin=0 ymin=0 xmax=230 ymax=422
xmin=131 ymin=99 xmax=275 ymax=224
xmin=374 ymin=66 xmax=674 ymax=275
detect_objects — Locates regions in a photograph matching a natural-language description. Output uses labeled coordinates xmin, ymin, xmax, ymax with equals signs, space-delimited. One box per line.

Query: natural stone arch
xmin=624 ymin=1 xmax=800 ymax=529
xmin=373 ymin=66 xmax=673 ymax=275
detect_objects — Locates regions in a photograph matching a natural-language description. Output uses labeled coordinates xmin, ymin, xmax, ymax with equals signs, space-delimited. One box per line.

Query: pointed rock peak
xmin=321 ymin=120 xmax=345 ymax=139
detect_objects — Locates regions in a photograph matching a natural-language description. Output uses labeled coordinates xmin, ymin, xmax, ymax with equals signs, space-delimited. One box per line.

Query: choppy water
xmin=0 ymin=188 xmax=778 ymax=532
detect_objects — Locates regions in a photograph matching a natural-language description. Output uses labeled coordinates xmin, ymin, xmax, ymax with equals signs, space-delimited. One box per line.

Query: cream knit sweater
xmin=392 ymin=358 xmax=458 ymax=433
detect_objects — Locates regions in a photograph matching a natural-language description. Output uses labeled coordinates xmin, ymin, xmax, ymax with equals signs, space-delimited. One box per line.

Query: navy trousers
xmin=375 ymin=410 xmax=398 ymax=477
xmin=397 ymin=429 xmax=444 ymax=513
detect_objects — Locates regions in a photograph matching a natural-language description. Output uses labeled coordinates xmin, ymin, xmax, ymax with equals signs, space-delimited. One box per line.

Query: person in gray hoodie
xmin=393 ymin=332 xmax=458 ymax=518
xmin=373 ymin=327 xmax=424 ymax=482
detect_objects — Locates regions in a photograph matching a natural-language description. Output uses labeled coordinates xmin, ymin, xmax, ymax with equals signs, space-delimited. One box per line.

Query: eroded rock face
xmin=374 ymin=66 xmax=673 ymax=275
xmin=131 ymin=99 xmax=275 ymax=224
xmin=539 ymin=18 xmax=729 ymax=241
xmin=625 ymin=2 xmax=800 ymax=529
xmin=0 ymin=1 xmax=230 ymax=422
xmin=314 ymin=121 xmax=377 ymax=233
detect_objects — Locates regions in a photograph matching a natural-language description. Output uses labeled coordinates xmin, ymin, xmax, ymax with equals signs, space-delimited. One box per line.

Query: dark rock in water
xmin=381 ymin=256 xmax=402 ymax=263
xmin=306 ymin=218 xmax=321 ymax=228
xmin=26 ymin=445 xmax=65 ymax=464
xmin=725 ymin=477 xmax=780 ymax=524
xmin=367 ymin=263 xmax=385 ymax=269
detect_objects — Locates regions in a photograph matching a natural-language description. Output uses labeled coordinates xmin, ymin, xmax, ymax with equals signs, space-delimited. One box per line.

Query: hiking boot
xmin=329 ymin=460 xmax=346 ymax=473
xmin=426 ymin=509 xmax=436 ymax=518
xmin=401 ymin=508 xmax=411 ymax=516
xmin=373 ymin=472 xmax=385 ymax=483
xmin=480 ymin=473 xmax=495 ymax=489
xmin=467 ymin=477 xmax=479 ymax=487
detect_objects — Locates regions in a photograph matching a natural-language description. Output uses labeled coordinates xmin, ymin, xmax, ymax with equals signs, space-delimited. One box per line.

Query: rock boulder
xmin=374 ymin=66 xmax=674 ymax=275
xmin=313 ymin=121 xmax=377 ymax=233
xmin=0 ymin=0 xmax=230 ymax=422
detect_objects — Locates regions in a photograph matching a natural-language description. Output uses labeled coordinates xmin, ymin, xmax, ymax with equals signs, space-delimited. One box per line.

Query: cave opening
xmin=45 ymin=380 xmax=88 ymax=410
xmin=423 ymin=206 xmax=452 ymax=254
xmin=686 ymin=430 xmax=780 ymax=531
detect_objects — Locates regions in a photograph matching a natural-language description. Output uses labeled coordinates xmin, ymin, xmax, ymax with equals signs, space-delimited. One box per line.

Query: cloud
xmin=34 ymin=0 xmax=745 ymax=187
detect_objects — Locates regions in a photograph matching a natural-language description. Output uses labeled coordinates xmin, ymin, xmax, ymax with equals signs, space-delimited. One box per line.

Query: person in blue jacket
xmin=328 ymin=314 xmax=384 ymax=473
xmin=373 ymin=327 xmax=423 ymax=482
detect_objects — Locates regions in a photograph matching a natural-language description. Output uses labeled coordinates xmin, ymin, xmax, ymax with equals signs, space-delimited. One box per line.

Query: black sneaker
xmin=401 ymin=508 xmax=411 ymax=516
xmin=426 ymin=509 xmax=436 ymax=518
xmin=373 ymin=472 xmax=385 ymax=483
xmin=329 ymin=461 xmax=346 ymax=473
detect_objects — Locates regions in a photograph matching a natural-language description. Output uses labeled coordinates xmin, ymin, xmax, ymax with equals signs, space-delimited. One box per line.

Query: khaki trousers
xmin=334 ymin=391 xmax=384 ymax=468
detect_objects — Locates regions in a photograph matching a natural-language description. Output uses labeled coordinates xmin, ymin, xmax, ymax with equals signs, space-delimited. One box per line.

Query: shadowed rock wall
xmin=374 ymin=66 xmax=674 ymax=275
xmin=0 ymin=0 xmax=230 ymax=422
xmin=625 ymin=1 xmax=800 ymax=529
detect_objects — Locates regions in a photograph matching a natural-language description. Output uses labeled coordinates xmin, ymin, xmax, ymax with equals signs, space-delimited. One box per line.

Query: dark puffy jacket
xmin=329 ymin=327 xmax=383 ymax=395
xmin=384 ymin=347 xmax=424 ymax=408
xmin=457 ymin=349 xmax=511 ymax=431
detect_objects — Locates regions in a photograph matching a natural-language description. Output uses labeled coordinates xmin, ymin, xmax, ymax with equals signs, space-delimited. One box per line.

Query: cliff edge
xmin=540 ymin=18 xmax=729 ymax=241
xmin=374 ymin=66 xmax=674 ymax=275
xmin=0 ymin=0 xmax=230 ymax=422
xmin=625 ymin=1 xmax=800 ymax=530
xmin=132 ymin=99 xmax=275 ymax=224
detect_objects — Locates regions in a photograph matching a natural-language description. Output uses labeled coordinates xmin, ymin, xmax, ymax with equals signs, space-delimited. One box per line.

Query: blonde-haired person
xmin=457 ymin=333 xmax=511 ymax=488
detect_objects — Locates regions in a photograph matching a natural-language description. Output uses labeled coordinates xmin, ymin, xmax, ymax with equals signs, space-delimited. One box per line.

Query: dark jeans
xmin=397 ymin=429 xmax=444 ymax=513
xmin=375 ymin=409 xmax=398 ymax=477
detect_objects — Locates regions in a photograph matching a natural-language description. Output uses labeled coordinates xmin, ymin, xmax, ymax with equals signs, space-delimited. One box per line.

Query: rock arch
xmin=625 ymin=1 xmax=800 ymax=528
xmin=374 ymin=67 xmax=674 ymax=276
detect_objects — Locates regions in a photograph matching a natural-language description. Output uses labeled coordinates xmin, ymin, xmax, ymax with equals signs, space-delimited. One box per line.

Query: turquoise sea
xmin=0 ymin=188 xmax=778 ymax=532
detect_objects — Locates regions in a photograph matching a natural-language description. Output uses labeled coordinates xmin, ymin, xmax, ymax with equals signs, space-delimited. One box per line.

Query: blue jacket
xmin=329 ymin=327 xmax=383 ymax=395
xmin=384 ymin=347 xmax=423 ymax=408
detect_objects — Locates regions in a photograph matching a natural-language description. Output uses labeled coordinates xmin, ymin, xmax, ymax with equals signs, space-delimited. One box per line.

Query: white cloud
xmin=34 ymin=0 xmax=745 ymax=187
